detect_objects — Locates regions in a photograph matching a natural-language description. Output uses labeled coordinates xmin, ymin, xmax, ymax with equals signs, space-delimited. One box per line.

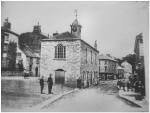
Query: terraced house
xmin=98 ymin=54 xmax=117 ymax=80
xmin=1 ymin=18 xmax=19 ymax=70
xmin=40 ymin=17 xmax=99 ymax=88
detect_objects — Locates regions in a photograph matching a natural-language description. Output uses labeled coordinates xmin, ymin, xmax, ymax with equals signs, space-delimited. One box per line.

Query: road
xmin=41 ymin=82 xmax=144 ymax=112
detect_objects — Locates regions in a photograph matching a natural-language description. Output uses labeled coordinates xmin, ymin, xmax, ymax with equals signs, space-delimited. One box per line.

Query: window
xmin=30 ymin=57 xmax=33 ymax=65
xmin=36 ymin=59 xmax=40 ymax=64
xmin=83 ymin=71 xmax=86 ymax=80
xmin=95 ymin=53 xmax=97 ymax=65
xmin=3 ymin=53 xmax=7 ymax=58
xmin=55 ymin=44 xmax=66 ymax=59
xmin=91 ymin=51 xmax=92 ymax=64
xmin=3 ymin=45 xmax=8 ymax=51
xmin=105 ymin=60 xmax=107 ymax=65
xmin=17 ymin=52 xmax=21 ymax=57
xmin=2 ymin=57 xmax=7 ymax=67
xmin=105 ymin=66 xmax=107 ymax=72
xmin=86 ymin=48 xmax=87 ymax=64
xmin=4 ymin=35 xmax=9 ymax=42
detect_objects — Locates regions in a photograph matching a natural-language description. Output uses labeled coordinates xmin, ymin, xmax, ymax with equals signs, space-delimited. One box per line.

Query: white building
xmin=121 ymin=61 xmax=132 ymax=79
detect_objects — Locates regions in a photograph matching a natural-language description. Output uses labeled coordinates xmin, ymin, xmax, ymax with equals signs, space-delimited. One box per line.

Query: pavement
xmin=118 ymin=89 xmax=149 ymax=111
xmin=27 ymin=88 xmax=79 ymax=111
xmin=1 ymin=76 xmax=76 ymax=112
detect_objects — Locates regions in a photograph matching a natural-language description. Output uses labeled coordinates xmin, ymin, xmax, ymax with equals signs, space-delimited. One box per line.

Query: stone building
xmin=1 ymin=18 xmax=19 ymax=69
xmin=98 ymin=54 xmax=117 ymax=80
xmin=1 ymin=18 xmax=41 ymax=77
xmin=40 ymin=17 xmax=99 ymax=88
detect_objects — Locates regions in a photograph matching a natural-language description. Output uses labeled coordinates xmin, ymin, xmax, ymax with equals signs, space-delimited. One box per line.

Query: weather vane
xmin=74 ymin=9 xmax=78 ymax=19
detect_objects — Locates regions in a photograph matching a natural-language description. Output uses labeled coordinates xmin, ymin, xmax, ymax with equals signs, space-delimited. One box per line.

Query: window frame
xmin=54 ymin=44 xmax=66 ymax=59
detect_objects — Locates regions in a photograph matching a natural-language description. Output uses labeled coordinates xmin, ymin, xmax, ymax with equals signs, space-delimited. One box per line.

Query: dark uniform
xmin=40 ymin=77 xmax=44 ymax=94
xmin=47 ymin=76 xmax=53 ymax=94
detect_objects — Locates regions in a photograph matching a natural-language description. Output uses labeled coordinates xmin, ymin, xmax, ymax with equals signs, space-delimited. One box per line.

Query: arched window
xmin=55 ymin=44 xmax=66 ymax=59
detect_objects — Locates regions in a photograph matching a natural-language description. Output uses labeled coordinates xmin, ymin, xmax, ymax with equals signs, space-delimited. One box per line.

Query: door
xmin=55 ymin=69 xmax=65 ymax=84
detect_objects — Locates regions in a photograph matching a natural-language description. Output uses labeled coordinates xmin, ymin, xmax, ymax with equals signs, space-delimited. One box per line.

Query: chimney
xmin=106 ymin=54 xmax=111 ymax=57
xmin=33 ymin=22 xmax=41 ymax=33
xmin=94 ymin=40 xmax=97 ymax=49
xmin=53 ymin=31 xmax=59 ymax=36
xmin=3 ymin=17 xmax=11 ymax=30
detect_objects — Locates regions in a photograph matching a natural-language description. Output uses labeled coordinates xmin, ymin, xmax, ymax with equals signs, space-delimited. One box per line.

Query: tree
xmin=7 ymin=42 xmax=17 ymax=71
xmin=115 ymin=58 xmax=123 ymax=65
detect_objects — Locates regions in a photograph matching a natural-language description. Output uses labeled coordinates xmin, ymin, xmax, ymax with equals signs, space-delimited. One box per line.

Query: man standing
xmin=47 ymin=74 xmax=53 ymax=94
xmin=40 ymin=76 xmax=44 ymax=94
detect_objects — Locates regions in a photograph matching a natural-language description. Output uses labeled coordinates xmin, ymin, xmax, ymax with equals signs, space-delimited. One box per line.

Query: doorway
xmin=55 ymin=69 xmax=65 ymax=84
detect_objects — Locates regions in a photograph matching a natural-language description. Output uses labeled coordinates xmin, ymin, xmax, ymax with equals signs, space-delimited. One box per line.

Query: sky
xmin=1 ymin=1 xmax=149 ymax=58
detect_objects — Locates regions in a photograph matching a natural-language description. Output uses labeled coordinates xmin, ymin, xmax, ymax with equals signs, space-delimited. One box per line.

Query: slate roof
xmin=42 ymin=31 xmax=99 ymax=53
xmin=1 ymin=26 xmax=20 ymax=37
xmin=98 ymin=54 xmax=117 ymax=62
xmin=20 ymin=32 xmax=48 ymax=39
xmin=21 ymin=44 xmax=40 ymax=58
xmin=53 ymin=31 xmax=78 ymax=40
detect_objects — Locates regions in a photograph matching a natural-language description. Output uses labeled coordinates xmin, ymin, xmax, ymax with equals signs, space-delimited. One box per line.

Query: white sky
xmin=1 ymin=1 xmax=149 ymax=58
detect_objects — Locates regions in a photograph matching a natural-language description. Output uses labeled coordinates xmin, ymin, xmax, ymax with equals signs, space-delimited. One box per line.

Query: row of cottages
xmin=40 ymin=18 xmax=99 ymax=87
xmin=1 ymin=18 xmax=48 ymax=76
xmin=98 ymin=54 xmax=118 ymax=80
xmin=1 ymin=18 xmax=19 ymax=70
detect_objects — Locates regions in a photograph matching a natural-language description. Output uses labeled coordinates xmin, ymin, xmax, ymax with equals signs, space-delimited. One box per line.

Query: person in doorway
xmin=39 ymin=76 xmax=44 ymax=94
xmin=47 ymin=74 xmax=53 ymax=94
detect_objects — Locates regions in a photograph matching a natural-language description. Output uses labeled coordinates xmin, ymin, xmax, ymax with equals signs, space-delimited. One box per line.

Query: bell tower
xmin=70 ymin=10 xmax=82 ymax=38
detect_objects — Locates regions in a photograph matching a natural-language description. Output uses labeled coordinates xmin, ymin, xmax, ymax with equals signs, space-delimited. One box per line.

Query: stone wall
xmin=40 ymin=40 xmax=81 ymax=87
